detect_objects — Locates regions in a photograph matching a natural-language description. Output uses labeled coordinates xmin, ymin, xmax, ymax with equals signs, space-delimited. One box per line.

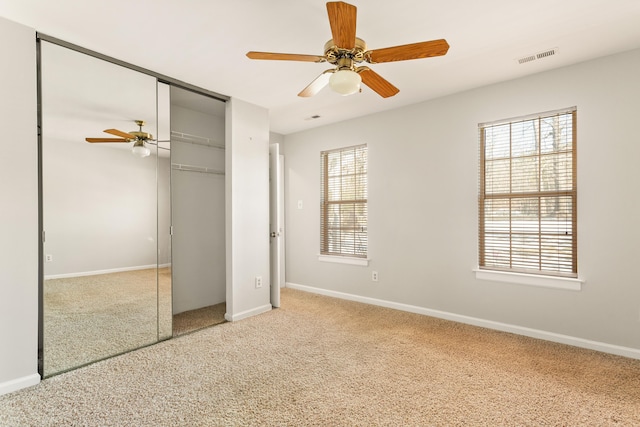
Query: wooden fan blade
xmin=246 ymin=51 xmax=326 ymax=63
xmin=358 ymin=67 xmax=399 ymax=98
xmin=104 ymin=128 xmax=135 ymax=139
xmin=85 ymin=138 xmax=130 ymax=143
xmin=368 ymin=39 xmax=450 ymax=63
xmin=327 ymin=1 xmax=357 ymax=49
xmin=298 ymin=70 xmax=334 ymax=97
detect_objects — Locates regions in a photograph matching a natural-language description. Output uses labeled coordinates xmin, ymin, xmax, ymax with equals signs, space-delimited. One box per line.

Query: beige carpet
xmin=173 ymin=302 xmax=227 ymax=336
xmin=43 ymin=268 xmax=165 ymax=376
xmin=3 ymin=288 xmax=639 ymax=426
xmin=44 ymin=267 xmax=223 ymax=376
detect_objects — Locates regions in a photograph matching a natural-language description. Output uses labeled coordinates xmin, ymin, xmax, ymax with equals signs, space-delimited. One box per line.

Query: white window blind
xmin=320 ymin=144 xmax=368 ymax=258
xmin=479 ymin=108 xmax=577 ymax=277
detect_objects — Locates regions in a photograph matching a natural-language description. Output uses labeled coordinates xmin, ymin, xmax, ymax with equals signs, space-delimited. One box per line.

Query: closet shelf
xmin=171 ymin=163 xmax=224 ymax=176
xmin=170 ymin=131 xmax=224 ymax=150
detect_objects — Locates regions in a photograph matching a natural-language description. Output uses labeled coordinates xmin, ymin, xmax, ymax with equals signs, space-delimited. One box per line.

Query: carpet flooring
xmin=43 ymin=268 xmax=163 ymax=376
xmin=173 ymin=302 xmax=227 ymax=336
xmin=3 ymin=288 xmax=640 ymax=426
xmin=44 ymin=268 xmax=223 ymax=376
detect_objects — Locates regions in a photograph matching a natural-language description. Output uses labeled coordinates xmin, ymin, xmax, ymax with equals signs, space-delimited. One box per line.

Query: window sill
xmin=474 ymin=268 xmax=583 ymax=291
xmin=318 ymin=255 xmax=370 ymax=266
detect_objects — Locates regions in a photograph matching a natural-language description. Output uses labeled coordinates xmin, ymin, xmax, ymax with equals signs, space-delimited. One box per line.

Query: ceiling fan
xmin=246 ymin=1 xmax=449 ymax=98
xmin=85 ymin=120 xmax=154 ymax=157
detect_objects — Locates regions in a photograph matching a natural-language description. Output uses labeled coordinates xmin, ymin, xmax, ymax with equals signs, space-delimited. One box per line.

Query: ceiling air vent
xmin=518 ymin=55 xmax=537 ymax=65
xmin=517 ymin=47 xmax=558 ymax=65
xmin=536 ymin=48 xmax=557 ymax=59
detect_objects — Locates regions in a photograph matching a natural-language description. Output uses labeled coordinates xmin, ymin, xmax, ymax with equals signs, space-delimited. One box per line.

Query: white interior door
xmin=269 ymin=143 xmax=282 ymax=308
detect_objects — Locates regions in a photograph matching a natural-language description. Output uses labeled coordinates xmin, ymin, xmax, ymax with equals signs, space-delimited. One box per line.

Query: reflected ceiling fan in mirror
xmin=246 ymin=1 xmax=449 ymax=98
xmin=85 ymin=120 xmax=154 ymax=157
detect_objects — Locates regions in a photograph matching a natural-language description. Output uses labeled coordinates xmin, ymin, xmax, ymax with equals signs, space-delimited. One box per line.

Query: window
xmin=479 ymin=107 xmax=577 ymax=277
xmin=320 ymin=144 xmax=368 ymax=258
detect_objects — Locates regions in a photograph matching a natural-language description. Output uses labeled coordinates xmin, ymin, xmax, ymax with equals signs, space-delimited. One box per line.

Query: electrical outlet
xmin=45 ymin=254 xmax=53 ymax=262
xmin=372 ymin=271 xmax=379 ymax=282
xmin=255 ymin=276 xmax=263 ymax=289
xmin=297 ymin=200 xmax=303 ymax=209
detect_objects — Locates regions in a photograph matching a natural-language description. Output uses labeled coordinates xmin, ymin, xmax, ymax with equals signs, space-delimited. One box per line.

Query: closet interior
xmin=168 ymin=86 xmax=227 ymax=335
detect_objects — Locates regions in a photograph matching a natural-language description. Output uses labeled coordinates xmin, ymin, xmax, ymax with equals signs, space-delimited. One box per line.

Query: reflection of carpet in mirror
xmin=173 ymin=302 xmax=227 ymax=336
xmin=44 ymin=268 xmax=170 ymax=377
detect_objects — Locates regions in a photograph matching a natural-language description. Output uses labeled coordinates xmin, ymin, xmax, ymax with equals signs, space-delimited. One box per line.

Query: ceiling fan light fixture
xmin=132 ymin=140 xmax=151 ymax=158
xmin=329 ymin=69 xmax=361 ymax=95
xmin=246 ymin=2 xmax=449 ymax=98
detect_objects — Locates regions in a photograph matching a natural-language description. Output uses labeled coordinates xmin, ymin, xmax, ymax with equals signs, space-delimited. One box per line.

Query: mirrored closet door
xmin=40 ymin=41 xmax=171 ymax=377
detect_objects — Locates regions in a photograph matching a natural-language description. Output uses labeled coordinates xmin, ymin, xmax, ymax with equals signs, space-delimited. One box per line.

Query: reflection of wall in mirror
xmin=158 ymin=155 xmax=171 ymax=267
xmin=43 ymin=137 xmax=169 ymax=277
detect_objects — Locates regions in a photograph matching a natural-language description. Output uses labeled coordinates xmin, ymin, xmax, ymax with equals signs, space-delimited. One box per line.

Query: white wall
xmin=42 ymin=138 xmax=159 ymax=277
xmin=283 ymin=48 xmax=640 ymax=357
xmin=158 ymin=156 xmax=171 ymax=267
xmin=269 ymin=132 xmax=284 ymax=145
xmin=40 ymin=39 xmax=162 ymax=277
xmin=171 ymin=103 xmax=226 ymax=313
xmin=0 ymin=16 xmax=40 ymax=395
xmin=225 ymin=98 xmax=271 ymax=321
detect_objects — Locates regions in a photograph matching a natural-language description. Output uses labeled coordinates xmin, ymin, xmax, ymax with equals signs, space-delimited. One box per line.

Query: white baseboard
xmin=225 ymin=304 xmax=272 ymax=322
xmin=286 ymin=282 xmax=640 ymax=360
xmin=45 ymin=263 xmax=171 ymax=280
xmin=0 ymin=373 xmax=40 ymax=396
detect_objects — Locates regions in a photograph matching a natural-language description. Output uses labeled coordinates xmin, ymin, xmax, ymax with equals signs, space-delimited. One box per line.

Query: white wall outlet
xmin=372 ymin=271 xmax=379 ymax=282
xmin=297 ymin=200 xmax=303 ymax=209
xmin=45 ymin=254 xmax=53 ymax=262
xmin=255 ymin=276 xmax=263 ymax=289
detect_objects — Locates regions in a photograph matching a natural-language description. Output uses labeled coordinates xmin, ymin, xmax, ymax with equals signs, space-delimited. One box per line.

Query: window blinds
xmin=320 ymin=144 xmax=368 ymax=258
xmin=479 ymin=108 xmax=577 ymax=277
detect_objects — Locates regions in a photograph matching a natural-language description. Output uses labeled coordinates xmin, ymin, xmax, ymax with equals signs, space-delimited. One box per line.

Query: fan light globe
xmin=329 ymin=69 xmax=361 ymax=95
xmin=132 ymin=142 xmax=151 ymax=158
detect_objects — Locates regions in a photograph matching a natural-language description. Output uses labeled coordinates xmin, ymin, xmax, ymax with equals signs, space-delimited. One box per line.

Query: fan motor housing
xmin=129 ymin=131 xmax=152 ymax=140
xmin=131 ymin=120 xmax=152 ymax=140
xmin=324 ymin=37 xmax=368 ymax=65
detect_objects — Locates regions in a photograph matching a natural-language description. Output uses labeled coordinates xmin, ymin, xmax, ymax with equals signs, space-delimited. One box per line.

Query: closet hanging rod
xmin=171 ymin=163 xmax=225 ymax=176
xmin=170 ymin=131 xmax=225 ymax=150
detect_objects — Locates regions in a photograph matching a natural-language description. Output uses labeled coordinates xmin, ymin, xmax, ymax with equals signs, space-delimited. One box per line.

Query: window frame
xmin=478 ymin=107 xmax=578 ymax=279
xmin=320 ymin=144 xmax=368 ymax=261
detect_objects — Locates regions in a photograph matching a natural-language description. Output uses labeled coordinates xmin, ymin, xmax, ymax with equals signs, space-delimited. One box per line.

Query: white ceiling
xmin=2 ymin=0 xmax=640 ymax=135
